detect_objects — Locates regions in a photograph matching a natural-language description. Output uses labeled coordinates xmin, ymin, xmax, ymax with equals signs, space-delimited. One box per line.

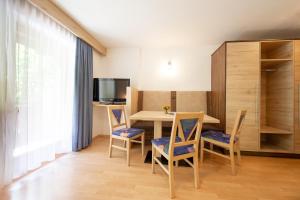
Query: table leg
xmin=154 ymin=121 xmax=162 ymax=156
xmin=154 ymin=121 xmax=162 ymax=138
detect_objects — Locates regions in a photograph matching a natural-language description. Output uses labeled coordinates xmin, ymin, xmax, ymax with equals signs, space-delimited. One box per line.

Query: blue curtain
xmin=72 ymin=38 xmax=93 ymax=151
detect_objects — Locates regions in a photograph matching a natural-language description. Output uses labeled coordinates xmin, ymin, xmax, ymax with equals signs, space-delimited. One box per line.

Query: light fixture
xmin=159 ymin=59 xmax=177 ymax=77
xmin=167 ymin=61 xmax=172 ymax=70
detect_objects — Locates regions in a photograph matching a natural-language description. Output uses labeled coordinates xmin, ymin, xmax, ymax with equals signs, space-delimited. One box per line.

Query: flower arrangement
xmin=162 ymin=105 xmax=171 ymax=114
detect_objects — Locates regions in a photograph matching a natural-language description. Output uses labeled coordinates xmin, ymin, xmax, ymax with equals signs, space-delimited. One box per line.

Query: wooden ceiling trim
xmin=29 ymin=0 xmax=107 ymax=55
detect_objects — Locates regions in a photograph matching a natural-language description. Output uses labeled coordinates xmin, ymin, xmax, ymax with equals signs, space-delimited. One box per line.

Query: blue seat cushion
xmin=201 ymin=130 xmax=237 ymax=144
xmin=151 ymin=137 xmax=194 ymax=156
xmin=112 ymin=128 xmax=144 ymax=138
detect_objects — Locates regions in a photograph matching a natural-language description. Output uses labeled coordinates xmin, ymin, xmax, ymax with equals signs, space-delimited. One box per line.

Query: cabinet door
xmin=294 ymin=41 xmax=300 ymax=153
xmin=226 ymin=42 xmax=260 ymax=151
xmin=209 ymin=43 xmax=226 ymax=130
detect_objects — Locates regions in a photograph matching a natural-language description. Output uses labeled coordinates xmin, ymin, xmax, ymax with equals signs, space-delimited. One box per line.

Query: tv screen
xmin=93 ymin=78 xmax=130 ymax=103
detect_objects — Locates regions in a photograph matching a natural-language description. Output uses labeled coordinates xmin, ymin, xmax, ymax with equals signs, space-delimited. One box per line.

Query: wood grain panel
xmin=137 ymin=91 xmax=144 ymax=112
xmin=142 ymin=91 xmax=171 ymax=111
xmin=226 ymin=42 xmax=260 ymax=151
xmin=171 ymin=91 xmax=176 ymax=112
xmin=176 ymin=91 xmax=207 ymax=113
xmin=126 ymin=87 xmax=139 ymax=126
xmin=29 ymin=0 xmax=106 ymax=55
xmin=265 ymin=62 xmax=293 ymax=132
xmin=208 ymin=43 xmax=226 ymax=130
xmin=261 ymin=41 xmax=293 ymax=59
xmin=294 ymin=40 xmax=300 ymax=153
xmin=260 ymin=71 xmax=267 ymax=126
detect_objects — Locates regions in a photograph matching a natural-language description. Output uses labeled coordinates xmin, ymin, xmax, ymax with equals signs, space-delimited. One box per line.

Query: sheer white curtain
xmin=13 ymin=0 xmax=76 ymax=178
xmin=1 ymin=0 xmax=76 ymax=181
xmin=0 ymin=0 xmax=18 ymax=186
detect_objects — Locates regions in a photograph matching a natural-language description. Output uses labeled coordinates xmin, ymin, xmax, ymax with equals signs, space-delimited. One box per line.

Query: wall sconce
xmin=167 ymin=61 xmax=173 ymax=70
xmin=159 ymin=60 xmax=177 ymax=78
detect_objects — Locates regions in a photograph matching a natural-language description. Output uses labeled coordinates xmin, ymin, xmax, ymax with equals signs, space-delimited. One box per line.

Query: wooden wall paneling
xmin=209 ymin=43 xmax=226 ymax=130
xmin=29 ymin=0 xmax=106 ymax=55
xmin=207 ymin=91 xmax=212 ymax=116
xmin=226 ymin=42 xmax=260 ymax=151
xmin=171 ymin=91 xmax=176 ymax=112
xmin=137 ymin=91 xmax=144 ymax=112
xmin=294 ymin=40 xmax=300 ymax=153
xmin=176 ymin=91 xmax=207 ymax=113
xmin=142 ymin=91 xmax=171 ymax=111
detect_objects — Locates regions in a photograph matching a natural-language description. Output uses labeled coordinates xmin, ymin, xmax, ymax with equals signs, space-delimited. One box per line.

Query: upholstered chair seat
xmin=201 ymin=130 xmax=237 ymax=144
xmin=151 ymin=137 xmax=194 ymax=156
xmin=112 ymin=128 xmax=144 ymax=138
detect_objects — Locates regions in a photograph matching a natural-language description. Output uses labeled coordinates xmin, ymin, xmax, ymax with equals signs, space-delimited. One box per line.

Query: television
xmin=93 ymin=78 xmax=130 ymax=104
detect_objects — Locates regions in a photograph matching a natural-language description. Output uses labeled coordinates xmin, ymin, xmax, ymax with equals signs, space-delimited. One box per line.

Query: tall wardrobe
xmin=208 ymin=40 xmax=300 ymax=153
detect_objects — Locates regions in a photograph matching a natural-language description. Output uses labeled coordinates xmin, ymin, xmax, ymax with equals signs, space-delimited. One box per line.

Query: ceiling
xmin=54 ymin=0 xmax=300 ymax=48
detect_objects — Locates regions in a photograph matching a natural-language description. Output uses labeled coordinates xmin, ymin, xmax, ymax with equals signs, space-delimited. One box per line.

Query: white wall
xmin=92 ymin=105 xmax=109 ymax=137
xmin=92 ymin=45 xmax=218 ymax=136
xmin=139 ymin=46 xmax=217 ymax=91
xmin=93 ymin=45 xmax=218 ymax=91
xmin=93 ymin=48 xmax=140 ymax=87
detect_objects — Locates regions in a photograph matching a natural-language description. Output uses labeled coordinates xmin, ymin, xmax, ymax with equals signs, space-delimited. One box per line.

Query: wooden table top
xmin=129 ymin=111 xmax=220 ymax=124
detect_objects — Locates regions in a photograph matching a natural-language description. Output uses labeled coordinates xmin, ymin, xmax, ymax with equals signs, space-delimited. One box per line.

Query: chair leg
xmin=168 ymin=160 xmax=175 ymax=198
xmin=109 ymin=137 xmax=113 ymax=158
xmin=200 ymin=139 xmax=204 ymax=164
xmin=152 ymin=145 xmax=155 ymax=174
xmin=193 ymin=155 xmax=200 ymax=189
xmin=210 ymin=143 xmax=213 ymax=150
xmin=175 ymin=161 xmax=179 ymax=167
xmin=127 ymin=139 xmax=131 ymax=166
xmin=141 ymin=133 xmax=145 ymax=157
xmin=236 ymin=142 xmax=241 ymax=165
xmin=229 ymin=146 xmax=236 ymax=175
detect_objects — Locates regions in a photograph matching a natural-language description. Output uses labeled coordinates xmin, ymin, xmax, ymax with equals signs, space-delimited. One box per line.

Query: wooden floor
xmin=1 ymin=136 xmax=300 ymax=200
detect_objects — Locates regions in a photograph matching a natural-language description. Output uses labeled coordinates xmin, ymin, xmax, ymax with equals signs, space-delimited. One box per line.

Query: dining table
xmin=129 ymin=110 xmax=220 ymax=139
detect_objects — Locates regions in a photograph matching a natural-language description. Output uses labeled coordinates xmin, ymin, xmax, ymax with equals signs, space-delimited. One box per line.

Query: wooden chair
xmin=151 ymin=112 xmax=204 ymax=198
xmin=200 ymin=110 xmax=247 ymax=175
xmin=107 ymin=105 xmax=145 ymax=166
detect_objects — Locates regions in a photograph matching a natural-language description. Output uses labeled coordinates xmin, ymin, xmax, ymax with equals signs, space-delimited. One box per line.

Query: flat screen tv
xmin=93 ymin=78 xmax=130 ymax=104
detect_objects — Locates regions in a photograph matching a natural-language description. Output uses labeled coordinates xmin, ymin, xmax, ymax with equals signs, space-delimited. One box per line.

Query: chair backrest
xmin=168 ymin=112 xmax=204 ymax=156
xmin=107 ymin=105 xmax=128 ymax=134
xmin=230 ymin=110 xmax=247 ymax=144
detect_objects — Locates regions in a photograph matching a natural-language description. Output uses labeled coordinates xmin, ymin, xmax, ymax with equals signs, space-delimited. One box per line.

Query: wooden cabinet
xmin=209 ymin=44 xmax=226 ymax=131
xmin=295 ymin=41 xmax=300 ymax=153
xmin=208 ymin=39 xmax=299 ymax=154
xmin=226 ymin=42 xmax=260 ymax=151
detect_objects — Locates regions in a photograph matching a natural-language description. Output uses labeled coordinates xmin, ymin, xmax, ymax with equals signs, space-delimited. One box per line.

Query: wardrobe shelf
xmin=261 ymin=59 xmax=292 ymax=70
xmin=260 ymin=144 xmax=291 ymax=153
xmin=260 ymin=58 xmax=292 ymax=62
xmin=260 ymin=126 xmax=292 ymax=134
